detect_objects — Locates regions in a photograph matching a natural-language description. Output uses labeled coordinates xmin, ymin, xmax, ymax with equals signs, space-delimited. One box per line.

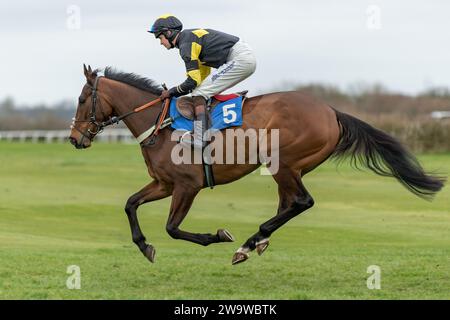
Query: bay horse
xmin=69 ymin=65 xmax=445 ymax=265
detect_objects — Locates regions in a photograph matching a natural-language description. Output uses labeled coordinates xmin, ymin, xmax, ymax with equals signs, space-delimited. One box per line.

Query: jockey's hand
xmin=159 ymin=90 xmax=171 ymax=101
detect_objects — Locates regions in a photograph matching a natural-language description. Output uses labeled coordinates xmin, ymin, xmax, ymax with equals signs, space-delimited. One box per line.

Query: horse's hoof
xmin=217 ymin=229 xmax=235 ymax=242
xmin=232 ymin=251 xmax=249 ymax=265
xmin=143 ymin=244 xmax=156 ymax=263
xmin=256 ymin=238 xmax=270 ymax=256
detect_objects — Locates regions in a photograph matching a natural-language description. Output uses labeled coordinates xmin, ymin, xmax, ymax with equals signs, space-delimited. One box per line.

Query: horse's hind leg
xmin=232 ymin=167 xmax=314 ymax=264
xmin=125 ymin=180 xmax=171 ymax=263
xmin=165 ymin=186 xmax=235 ymax=246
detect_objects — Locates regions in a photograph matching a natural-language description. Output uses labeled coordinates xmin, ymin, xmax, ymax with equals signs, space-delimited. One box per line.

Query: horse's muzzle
xmin=69 ymin=136 xmax=87 ymax=149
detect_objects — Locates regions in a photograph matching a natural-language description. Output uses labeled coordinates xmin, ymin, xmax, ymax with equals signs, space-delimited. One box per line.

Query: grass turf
xmin=0 ymin=142 xmax=448 ymax=299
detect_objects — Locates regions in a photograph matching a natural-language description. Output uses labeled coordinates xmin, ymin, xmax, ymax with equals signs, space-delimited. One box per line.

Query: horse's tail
xmin=331 ymin=109 xmax=446 ymax=200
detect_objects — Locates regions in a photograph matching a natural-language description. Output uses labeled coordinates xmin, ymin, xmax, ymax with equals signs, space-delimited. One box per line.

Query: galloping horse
xmin=69 ymin=65 xmax=445 ymax=265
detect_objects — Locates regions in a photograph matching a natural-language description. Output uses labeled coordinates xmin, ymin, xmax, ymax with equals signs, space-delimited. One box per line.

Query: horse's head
xmin=69 ymin=64 xmax=114 ymax=149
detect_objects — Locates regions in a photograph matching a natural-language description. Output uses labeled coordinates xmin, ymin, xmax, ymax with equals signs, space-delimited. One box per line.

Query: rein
xmin=72 ymin=75 xmax=170 ymax=145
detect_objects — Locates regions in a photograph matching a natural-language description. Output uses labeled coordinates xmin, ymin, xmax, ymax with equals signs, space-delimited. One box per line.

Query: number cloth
xmin=169 ymin=96 xmax=244 ymax=131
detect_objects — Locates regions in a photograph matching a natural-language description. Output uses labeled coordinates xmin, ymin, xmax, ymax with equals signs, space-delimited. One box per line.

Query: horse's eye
xmin=78 ymin=96 xmax=86 ymax=104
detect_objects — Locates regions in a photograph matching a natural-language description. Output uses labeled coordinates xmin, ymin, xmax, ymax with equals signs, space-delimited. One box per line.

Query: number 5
xmin=223 ymin=103 xmax=237 ymax=124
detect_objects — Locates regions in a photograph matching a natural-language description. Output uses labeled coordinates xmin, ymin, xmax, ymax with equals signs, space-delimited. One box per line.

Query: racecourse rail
xmin=0 ymin=128 xmax=134 ymax=143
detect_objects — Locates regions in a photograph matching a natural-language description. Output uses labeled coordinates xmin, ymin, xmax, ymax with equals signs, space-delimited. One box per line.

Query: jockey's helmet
xmin=148 ymin=15 xmax=183 ymax=44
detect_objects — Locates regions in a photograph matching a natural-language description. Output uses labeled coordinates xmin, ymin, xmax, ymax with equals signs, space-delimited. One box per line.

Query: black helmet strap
xmin=164 ymin=29 xmax=180 ymax=48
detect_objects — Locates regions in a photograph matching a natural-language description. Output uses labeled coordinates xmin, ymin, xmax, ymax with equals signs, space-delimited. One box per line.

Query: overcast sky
xmin=1 ymin=0 xmax=449 ymax=106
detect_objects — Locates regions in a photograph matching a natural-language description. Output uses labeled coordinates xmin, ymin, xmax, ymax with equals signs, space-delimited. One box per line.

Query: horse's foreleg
xmin=165 ymin=187 xmax=234 ymax=246
xmin=232 ymin=168 xmax=314 ymax=264
xmin=125 ymin=180 xmax=171 ymax=263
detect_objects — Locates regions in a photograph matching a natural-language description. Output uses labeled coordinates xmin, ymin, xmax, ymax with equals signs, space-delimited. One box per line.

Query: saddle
xmin=175 ymin=91 xmax=248 ymax=120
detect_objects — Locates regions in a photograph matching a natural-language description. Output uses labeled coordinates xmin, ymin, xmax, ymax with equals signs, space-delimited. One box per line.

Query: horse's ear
xmin=83 ymin=64 xmax=89 ymax=78
xmin=90 ymin=65 xmax=98 ymax=78
xmin=83 ymin=64 xmax=96 ymax=84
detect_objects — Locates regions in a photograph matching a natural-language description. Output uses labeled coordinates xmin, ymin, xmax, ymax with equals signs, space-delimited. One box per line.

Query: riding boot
xmin=192 ymin=96 xmax=208 ymax=149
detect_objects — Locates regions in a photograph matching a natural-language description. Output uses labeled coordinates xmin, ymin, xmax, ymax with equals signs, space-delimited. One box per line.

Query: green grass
xmin=0 ymin=142 xmax=449 ymax=299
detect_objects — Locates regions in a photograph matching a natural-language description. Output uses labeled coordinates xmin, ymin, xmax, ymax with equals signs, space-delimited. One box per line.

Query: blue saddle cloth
xmin=169 ymin=96 xmax=243 ymax=131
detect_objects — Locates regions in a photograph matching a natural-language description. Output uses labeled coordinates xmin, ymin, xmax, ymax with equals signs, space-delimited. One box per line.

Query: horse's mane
xmin=99 ymin=66 xmax=163 ymax=95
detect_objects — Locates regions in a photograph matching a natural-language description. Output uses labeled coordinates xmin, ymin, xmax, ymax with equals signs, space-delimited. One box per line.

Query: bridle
xmin=71 ymin=74 xmax=170 ymax=145
xmin=71 ymin=75 xmax=109 ymax=143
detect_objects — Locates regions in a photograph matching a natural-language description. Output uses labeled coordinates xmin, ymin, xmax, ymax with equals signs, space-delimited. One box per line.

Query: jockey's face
xmin=158 ymin=34 xmax=172 ymax=50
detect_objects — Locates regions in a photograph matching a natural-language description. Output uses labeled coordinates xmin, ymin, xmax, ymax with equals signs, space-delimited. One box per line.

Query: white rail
xmin=0 ymin=128 xmax=135 ymax=143
xmin=431 ymin=111 xmax=450 ymax=119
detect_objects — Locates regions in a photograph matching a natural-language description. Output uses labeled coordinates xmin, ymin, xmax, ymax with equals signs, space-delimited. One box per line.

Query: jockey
xmin=148 ymin=15 xmax=256 ymax=148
